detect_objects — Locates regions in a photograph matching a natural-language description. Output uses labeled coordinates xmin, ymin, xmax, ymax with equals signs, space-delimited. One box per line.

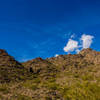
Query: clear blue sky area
xmin=0 ymin=0 xmax=100 ymax=61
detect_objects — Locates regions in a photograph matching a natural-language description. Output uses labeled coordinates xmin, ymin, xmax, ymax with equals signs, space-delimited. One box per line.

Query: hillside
xmin=0 ymin=48 xmax=100 ymax=100
xmin=0 ymin=49 xmax=33 ymax=83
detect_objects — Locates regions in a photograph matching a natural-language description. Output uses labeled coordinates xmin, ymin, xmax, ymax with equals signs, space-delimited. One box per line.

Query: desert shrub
xmin=74 ymin=74 xmax=80 ymax=78
xmin=45 ymin=97 xmax=52 ymax=100
xmin=0 ymin=95 xmax=4 ymax=99
xmin=16 ymin=94 xmax=31 ymax=100
xmin=31 ymin=84 xmax=38 ymax=90
xmin=48 ymin=83 xmax=59 ymax=90
xmin=22 ymin=80 xmax=38 ymax=90
xmin=0 ymin=85 xmax=9 ymax=94
xmin=47 ymin=77 xmax=56 ymax=83
xmin=43 ymin=81 xmax=61 ymax=90
xmin=61 ymin=82 xmax=100 ymax=100
xmin=81 ymin=74 xmax=94 ymax=81
xmin=33 ymin=78 xmax=41 ymax=83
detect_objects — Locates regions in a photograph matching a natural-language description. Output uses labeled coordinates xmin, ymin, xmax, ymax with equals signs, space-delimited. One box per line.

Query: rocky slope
xmin=0 ymin=49 xmax=32 ymax=83
xmin=0 ymin=48 xmax=100 ymax=100
xmin=22 ymin=57 xmax=57 ymax=75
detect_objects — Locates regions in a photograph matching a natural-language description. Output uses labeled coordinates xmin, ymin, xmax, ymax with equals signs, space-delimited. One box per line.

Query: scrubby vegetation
xmin=0 ymin=48 xmax=100 ymax=100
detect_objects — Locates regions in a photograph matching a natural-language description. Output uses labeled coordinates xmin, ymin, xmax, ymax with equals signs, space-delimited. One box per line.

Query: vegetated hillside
xmin=22 ymin=57 xmax=58 ymax=78
xmin=0 ymin=48 xmax=100 ymax=100
xmin=0 ymin=49 xmax=32 ymax=83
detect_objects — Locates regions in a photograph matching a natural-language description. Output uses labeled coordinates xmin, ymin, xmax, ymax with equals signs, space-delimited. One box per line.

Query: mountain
xmin=0 ymin=49 xmax=32 ymax=83
xmin=22 ymin=57 xmax=58 ymax=80
xmin=0 ymin=48 xmax=100 ymax=100
xmin=79 ymin=48 xmax=100 ymax=64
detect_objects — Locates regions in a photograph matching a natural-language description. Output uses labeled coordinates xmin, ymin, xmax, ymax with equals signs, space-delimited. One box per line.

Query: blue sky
xmin=0 ymin=0 xmax=100 ymax=61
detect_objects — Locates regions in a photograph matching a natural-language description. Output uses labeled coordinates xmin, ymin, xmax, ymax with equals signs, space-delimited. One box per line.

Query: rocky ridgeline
xmin=0 ymin=48 xmax=100 ymax=83
xmin=22 ymin=57 xmax=57 ymax=78
xmin=79 ymin=48 xmax=100 ymax=64
xmin=0 ymin=49 xmax=21 ymax=67
xmin=0 ymin=48 xmax=100 ymax=100
xmin=47 ymin=48 xmax=100 ymax=68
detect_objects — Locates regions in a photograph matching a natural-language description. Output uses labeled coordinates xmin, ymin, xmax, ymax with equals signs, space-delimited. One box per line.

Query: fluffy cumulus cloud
xmin=63 ymin=34 xmax=94 ymax=53
xmin=63 ymin=39 xmax=79 ymax=53
xmin=80 ymin=34 xmax=94 ymax=49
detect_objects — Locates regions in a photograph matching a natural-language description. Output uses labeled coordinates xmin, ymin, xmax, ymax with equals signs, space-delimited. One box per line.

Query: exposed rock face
xmin=47 ymin=48 xmax=100 ymax=70
xmin=79 ymin=48 xmax=100 ymax=64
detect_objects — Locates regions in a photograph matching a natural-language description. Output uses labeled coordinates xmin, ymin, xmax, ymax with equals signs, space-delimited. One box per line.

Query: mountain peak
xmin=79 ymin=48 xmax=94 ymax=55
xmin=0 ymin=49 xmax=8 ymax=56
xmin=0 ymin=49 xmax=32 ymax=83
xmin=80 ymin=48 xmax=93 ymax=52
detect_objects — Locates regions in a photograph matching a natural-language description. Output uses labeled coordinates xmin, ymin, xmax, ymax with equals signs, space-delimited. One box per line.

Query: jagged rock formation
xmin=79 ymin=48 xmax=100 ymax=64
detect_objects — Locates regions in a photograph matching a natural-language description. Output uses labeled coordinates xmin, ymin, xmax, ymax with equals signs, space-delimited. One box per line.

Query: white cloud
xmin=81 ymin=34 xmax=94 ymax=49
xmin=55 ymin=54 xmax=59 ymax=57
xmin=63 ymin=39 xmax=79 ymax=53
xmin=63 ymin=34 xmax=94 ymax=53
